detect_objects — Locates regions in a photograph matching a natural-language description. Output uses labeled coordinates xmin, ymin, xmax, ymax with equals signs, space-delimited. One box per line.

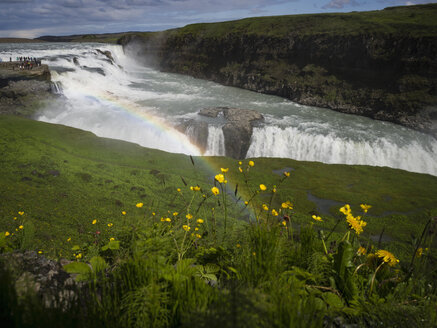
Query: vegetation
xmin=158 ymin=4 xmax=437 ymax=39
xmin=0 ymin=115 xmax=436 ymax=327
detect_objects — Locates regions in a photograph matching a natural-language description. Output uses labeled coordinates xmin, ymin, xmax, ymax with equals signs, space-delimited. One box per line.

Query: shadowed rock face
xmin=178 ymin=107 xmax=264 ymax=158
xmin=0 ymin=251 xmax=79 ymax=308
xmin=119 ymin=8 xmax=437 ymax=138
xmin=0 ymin=62 xmax=55 ymax=117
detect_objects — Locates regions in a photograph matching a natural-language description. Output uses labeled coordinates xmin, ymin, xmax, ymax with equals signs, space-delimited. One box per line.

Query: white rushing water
xmin=1 ymin=42 xmax=437 ymax=176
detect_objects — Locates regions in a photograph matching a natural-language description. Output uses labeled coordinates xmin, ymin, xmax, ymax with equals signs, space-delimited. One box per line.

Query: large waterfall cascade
xmin=1 ymin=42 xmax=436 ymax=176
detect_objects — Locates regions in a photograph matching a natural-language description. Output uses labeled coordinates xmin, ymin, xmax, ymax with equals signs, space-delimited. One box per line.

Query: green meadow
xmin=1 ymin=115 xmax=437 ymax=327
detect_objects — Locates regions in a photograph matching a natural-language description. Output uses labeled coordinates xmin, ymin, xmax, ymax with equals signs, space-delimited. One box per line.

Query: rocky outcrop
xmin=96 ymin=49 xmax=114 ymax=64
xmin=119 ymin=4 xmax=437 ymax=137
xmin=0 ymin=62 xmax=55 ymax=117
xmin=177 ymin=107 xmax=263 ymax=158
xmin=0 ymin=251 xmax=79 ymax=308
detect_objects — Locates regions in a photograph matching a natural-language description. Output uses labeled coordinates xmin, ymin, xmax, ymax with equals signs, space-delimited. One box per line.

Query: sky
xmin=0 ymin=0 xmax=436 ymax=38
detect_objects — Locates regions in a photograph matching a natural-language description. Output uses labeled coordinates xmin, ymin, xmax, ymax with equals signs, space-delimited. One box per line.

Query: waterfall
xmin=246 ymin=125 xmax=437 ymax=176
xmin=205 ymin=126 xmax=226 ymax=156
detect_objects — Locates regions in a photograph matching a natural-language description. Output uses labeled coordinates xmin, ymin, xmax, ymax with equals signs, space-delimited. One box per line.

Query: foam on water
xmin=1 ymin=42 xmax=436 ymax=175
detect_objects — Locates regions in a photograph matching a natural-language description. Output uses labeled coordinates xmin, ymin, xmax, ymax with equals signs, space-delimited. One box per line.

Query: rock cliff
xmin=176 ymin=107 xmax=263 ymax=158
xmin=0 ymin=62 xmax=55 ymax=117
xmin=119 ymin=4 xmax=437 ymax=137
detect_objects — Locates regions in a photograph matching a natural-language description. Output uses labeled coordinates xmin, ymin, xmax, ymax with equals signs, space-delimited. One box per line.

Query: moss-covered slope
xmin=1 ymin=115 xmax=436 ymax=255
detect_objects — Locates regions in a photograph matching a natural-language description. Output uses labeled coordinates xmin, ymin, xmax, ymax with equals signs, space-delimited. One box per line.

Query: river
xmin=1 ymin=42 xmax=437 ymax=176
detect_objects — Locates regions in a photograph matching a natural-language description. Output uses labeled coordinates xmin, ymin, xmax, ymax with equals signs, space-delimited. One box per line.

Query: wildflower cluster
xmin=340 ymin=204 xmax=367 ymax=235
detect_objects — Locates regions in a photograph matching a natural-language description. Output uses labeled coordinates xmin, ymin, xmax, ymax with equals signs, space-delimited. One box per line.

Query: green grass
xmin=162 ymin=4 xmax=437 ymax=39
xmin=1 ymin=115 xmax=437 ymax=259
xmin=1 ymin=115 xmax=437 ymax=327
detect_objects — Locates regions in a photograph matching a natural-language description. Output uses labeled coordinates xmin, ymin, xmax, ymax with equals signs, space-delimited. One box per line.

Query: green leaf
xmin=63 ymin=262 xmax=91 ymax=275
xmin=333 ymin=240 xmax=354 ymax=280
xmin=101 ymin=240 xmax=120 ymax=251
xmin=71 ymin=245 xmax=81 ymax=251
xmin=322 ymin=292 xmax=344 ymax=309
xmin=90 ymin=256 xmax=107 ymax=273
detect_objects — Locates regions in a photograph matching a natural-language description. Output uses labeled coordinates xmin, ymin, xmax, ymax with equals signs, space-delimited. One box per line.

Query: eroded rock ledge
xmin=0 ymin=62 xmax=55 ymax=117
xmin=178 ymin=107 xmax=264 ymax=159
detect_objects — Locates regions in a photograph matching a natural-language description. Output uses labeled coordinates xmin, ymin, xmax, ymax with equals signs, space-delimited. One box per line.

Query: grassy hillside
xmin=1 ymin=115 xmax=436 ymax=258
xmin=1 ymin=115 xmax=437 ymax=327
xmin=127 ymin=4 xmax=437 ymax=40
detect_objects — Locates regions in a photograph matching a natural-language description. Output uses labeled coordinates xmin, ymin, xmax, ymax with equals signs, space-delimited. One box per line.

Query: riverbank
xmin=118 ymin=4 xmax=437 ymax=138
xmin=0 ymin=61 xmax=55 ymax=117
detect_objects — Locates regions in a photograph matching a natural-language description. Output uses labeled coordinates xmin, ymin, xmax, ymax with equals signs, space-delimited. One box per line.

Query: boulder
xmin=199 ymin=107 xmax=264 ymax=159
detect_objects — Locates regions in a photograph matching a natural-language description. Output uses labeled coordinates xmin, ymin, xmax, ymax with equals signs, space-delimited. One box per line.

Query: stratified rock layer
xmin=0 ymin=62 xmax=54 ymax=117
xmin=119 ymin=4 xmax=437 ymax=137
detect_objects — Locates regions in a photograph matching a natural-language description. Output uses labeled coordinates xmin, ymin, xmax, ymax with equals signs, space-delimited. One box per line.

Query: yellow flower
xmin=110 ymin=237 xmax=115 ymax=241
xmin=259 ymin=184 xmax=267 ymax=191
xmin=238 ymin=167 xmax=243 ymax=173
xmin=19 ymin=225 xmax=24 ymax=230
xmin=244 ymin=201 xmax=249 ymax=205
xmin=376 ymin=250 xmax=399 ymax=267
xmin=195 ymin=227 xmax=199 ymax=231
xmin=211 ymin=186 xmax=219 ymax=195
xmin=248 ymin=161 xmax=254 ymax=167
xmin=136 ymin=202 xmax=143 ymax=208
xmin=346 ymin=214 xmax=366 ymax=235
xmin=272 ymin=188 xmax=276 ymax=193
xmin=271 ymin=209 xmax=279 ymax=216
xmin=122 ymin=211 xmax=126 ymax=215
xmin=5 ymin=231 xmax=10 ymax=237
xmin=195 ymin=234 xmax=202 ymax=239
xmin=312 ymin=215 xmax=322 ymax=222
xmin=262 ymin=204 xmax=269 ymax=211
xmin=339 ymin=204 xmax=351 ymax=215
xmin=152 ymin=212 xmax=156 ymax=216
xmin=236 ymin=243 xmax=241 ymax=248
xmin=190 ymin=185 xmax=201 ymax=191
xmin=67 ymin=237 xmax=71 ymax=242
xmin=38 ymin=250 xmax=43 ymax=254
xmin=13 ymin=217 xmax=17 ymax=220
xmin=197 ymin=218 xmax=204 ymax=224
xmin=173 ymin=212 xmax=178 ymax=216
xmin=182 ymin=225 xmax=190 ymax=231
xmin=416 ymin=247 xmax=423 ymax=258
xmin=107 ymin=223 xmax=113 ymax=227
xmin=165 ymin=218 xmax=171 ymax=222
xmin=221 ymin=168 xmax=229 ymax=173
xmin=215 ymin=174 xmax=225 ymax=183
xmin=252 ymin=252 xmax=256 ymax=256
xmin=161 ymin=217 xmax=165 ymax=222
xmin=76 ymin=253 xmax=82 ymax=259
xmin=282 ymin=221 xmax=287 ymax=226
xmin=92 ymin=219 xmax=97 ymax=225
xmin=177 ymin=188 xmax=181 ymax=192
xmin=360 ymin=204 xmax=372 ymax=213
xmin=186 ymin=213 xmax=193 ymax=220
xmin=357 ymin=246 xmax=367 ymax=256
xmin=18 ymin=211 xmax=24 ymax=216
xmin=281 ymin=201 xmax=293 ymax=210
xmin=283 ymin=171 xmax=290 ymax=177
xmin=238 ymin=161 xmax=242 ymax=165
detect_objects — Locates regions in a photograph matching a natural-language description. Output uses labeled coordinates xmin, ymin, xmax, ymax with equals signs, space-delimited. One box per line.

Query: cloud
xmin=0 ymin=0 xmax=296 ymax=37
xmin=322 ymin=0 xmax=360 ymax=9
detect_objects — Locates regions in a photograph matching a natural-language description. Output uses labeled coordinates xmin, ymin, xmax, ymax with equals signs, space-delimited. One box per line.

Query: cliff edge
xmin=119 ymin=4 xmax=437 ymax=137
xmin=0 ymin=62 xmax=54 ymax=117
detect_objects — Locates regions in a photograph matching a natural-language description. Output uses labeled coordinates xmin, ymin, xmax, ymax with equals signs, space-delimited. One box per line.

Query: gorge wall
xmin=0 ymin=62 xmax=55 ymax=117
xmin=119 ymin=4 xmax=437 ymax=137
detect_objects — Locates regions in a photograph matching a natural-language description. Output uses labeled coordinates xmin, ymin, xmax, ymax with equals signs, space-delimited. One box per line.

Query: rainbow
xmin=93 ymin=90 xmax=255 ymax=218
